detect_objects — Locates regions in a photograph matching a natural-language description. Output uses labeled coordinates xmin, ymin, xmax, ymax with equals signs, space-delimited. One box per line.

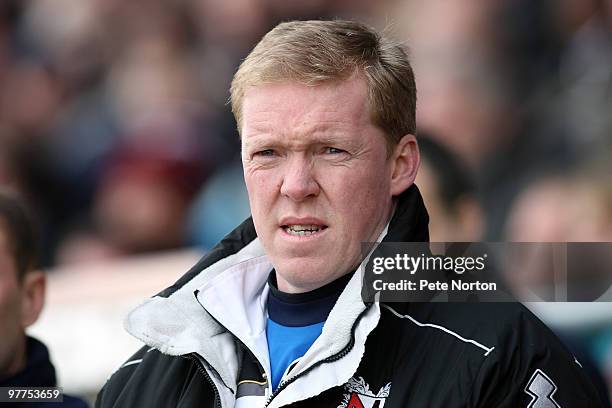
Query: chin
xmin=274 ymin=258 xmax=337 ymax=290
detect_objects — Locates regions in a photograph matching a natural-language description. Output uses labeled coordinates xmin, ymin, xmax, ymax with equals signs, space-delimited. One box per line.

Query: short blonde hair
xmin=230 ymin=20 xmax=417 ymax=150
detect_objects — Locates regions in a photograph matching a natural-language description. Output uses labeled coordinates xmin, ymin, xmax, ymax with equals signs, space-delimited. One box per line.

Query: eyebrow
xmin=243 ymin=132 xmax=360 ymax=154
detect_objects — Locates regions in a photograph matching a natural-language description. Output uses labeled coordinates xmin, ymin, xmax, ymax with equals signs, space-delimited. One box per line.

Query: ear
xmin=389 ymin=134 xmax=420 ymax=196
xmin=20 ymin=271 xmax=45 ymax=329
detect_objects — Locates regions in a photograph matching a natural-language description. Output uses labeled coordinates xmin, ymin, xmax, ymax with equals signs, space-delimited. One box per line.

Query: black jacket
xmin=96 ymin=186 xmax=604 ymax=407
xmin=1 ymin=336 xmax=89 ymax=408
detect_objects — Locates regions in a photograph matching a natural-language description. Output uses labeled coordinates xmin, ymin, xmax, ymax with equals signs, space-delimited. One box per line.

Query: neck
xmin=1 ymin=335 xmax=26 ymax=381
xmin=267 ymin=271 xmax=353 ymax=326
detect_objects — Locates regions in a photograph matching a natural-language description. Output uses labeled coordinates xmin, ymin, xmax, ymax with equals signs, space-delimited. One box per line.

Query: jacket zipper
xmin=185 ymin=354 xmax=222 ymax=408
xmin=193 ymin=290 xmax=270 ymax=391
xmin=262 ymin=304 xmax=372 ymax=408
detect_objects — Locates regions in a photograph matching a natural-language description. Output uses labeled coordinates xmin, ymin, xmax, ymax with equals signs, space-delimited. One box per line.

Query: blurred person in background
xmin=505 ymin=156 xmax=612 ymax=298
xmin=506 ymin=159 xmax=612 ymax=243
xmin=55 ymin=138 xmax=208 ymax=265
xmin=416 ymin=132 xmax=484 ymax=242
xmin=0 ymin=190 xmax=88 ymax=407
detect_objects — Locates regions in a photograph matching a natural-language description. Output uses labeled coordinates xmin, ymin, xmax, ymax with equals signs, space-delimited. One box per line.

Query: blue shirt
xmin=265 ymin=272 xmax=352 ymax=390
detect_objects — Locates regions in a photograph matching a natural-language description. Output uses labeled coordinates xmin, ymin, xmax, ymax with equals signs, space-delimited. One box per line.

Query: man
xmin=97 ymin=20 xmax=604 ymax=407
xmin=0 ymin=190 xmax=89 ymax=407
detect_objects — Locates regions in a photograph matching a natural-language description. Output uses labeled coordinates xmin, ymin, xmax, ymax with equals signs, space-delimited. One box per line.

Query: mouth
xmin=281 ymin=224 xmax=329 ymax=237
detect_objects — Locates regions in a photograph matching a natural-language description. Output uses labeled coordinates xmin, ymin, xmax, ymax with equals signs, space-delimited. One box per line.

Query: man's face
xmin=241 ymin=76 xmax=396 ymax=293
xmin=0 ymin=227 xmax=25 ymax=378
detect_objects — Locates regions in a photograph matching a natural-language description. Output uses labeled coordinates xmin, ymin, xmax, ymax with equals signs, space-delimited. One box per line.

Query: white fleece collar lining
xmin=125 ymin=238 xmax=266 ymax=392
xmin=195 ymin=256 xmax=273 ymax=380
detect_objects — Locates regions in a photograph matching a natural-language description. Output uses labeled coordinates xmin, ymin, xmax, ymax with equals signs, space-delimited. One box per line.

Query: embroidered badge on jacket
xmin=337 ymin=376 xmax=391 ymax=408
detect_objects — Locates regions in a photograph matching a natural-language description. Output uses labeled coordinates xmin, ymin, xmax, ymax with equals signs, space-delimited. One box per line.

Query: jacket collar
xmin=0 ymin=337 xmax=56 ymax=387
xmin=386 ymin=184 xmax=430 ymax=243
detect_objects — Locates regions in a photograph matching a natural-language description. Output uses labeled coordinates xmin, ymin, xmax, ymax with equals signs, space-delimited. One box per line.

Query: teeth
xmin=284 ymin=224 xmax=323 ymax=236
xmin=288 ymin=224 xmax=321 ymax=231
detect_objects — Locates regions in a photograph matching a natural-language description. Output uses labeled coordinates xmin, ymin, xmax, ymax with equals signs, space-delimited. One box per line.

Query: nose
xmin=280 ymin=155 xmax=320 ymax=201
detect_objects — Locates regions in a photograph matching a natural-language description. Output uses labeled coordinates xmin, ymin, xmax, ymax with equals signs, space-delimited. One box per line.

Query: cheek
xmin=247 ymin=179 xmax=274 ymax=206
xmin=245 ymin=172 xmax=272 ymax=204
xmin=0 ymin=286 xmax=21 ymax=329
xmin=329 ymin=167 xmax=390 ymax=219
xmin=347 ymin=165 xmax=390 ymax=196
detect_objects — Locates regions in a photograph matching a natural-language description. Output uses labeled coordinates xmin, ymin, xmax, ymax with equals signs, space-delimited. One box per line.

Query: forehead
xmin=240 ymin=77 xmax=372 ymax=139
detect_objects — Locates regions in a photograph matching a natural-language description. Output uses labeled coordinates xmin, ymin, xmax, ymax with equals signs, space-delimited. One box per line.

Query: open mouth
xmin=281 ymin=224 xmax=328 ymax=236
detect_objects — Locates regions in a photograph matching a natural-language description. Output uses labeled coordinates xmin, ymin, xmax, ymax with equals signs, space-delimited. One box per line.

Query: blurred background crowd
xmin=0 ymin=0 xmax=611 ymax=403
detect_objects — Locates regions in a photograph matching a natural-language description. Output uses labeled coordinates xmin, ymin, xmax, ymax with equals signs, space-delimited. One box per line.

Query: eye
xmin=324 ymin=147 xmax=345 ymax=154
xmin=254 ymin=149 xmax=276 ymax=157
